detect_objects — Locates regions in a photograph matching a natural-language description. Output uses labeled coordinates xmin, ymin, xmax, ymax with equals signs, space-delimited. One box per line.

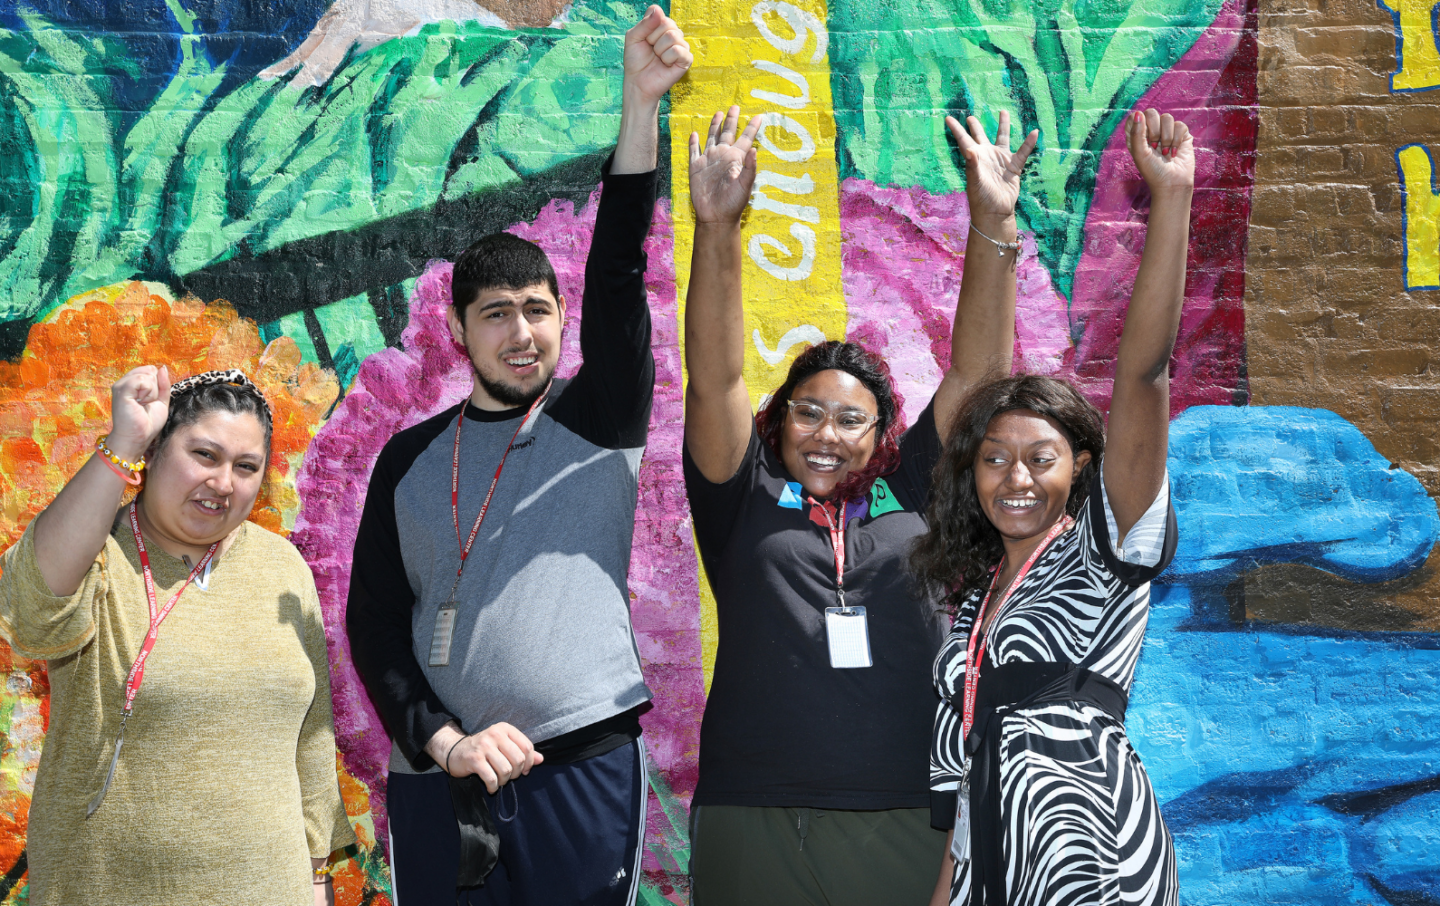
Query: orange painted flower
xmin=0 ymin=281 xmax=338 ymax=554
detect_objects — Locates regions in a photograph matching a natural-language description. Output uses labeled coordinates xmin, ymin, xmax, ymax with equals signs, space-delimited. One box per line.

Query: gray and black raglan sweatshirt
xmin=347 ymin=162 xmax=656 ymax=774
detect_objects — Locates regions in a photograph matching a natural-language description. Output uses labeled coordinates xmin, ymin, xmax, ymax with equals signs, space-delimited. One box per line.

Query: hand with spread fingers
xmin=689 ymin=106 xmax=764 ymax=225
xmin=946 ymin=110 xmax=1039 ymax=222
xmin=1126 ymin=108 xmax=1196 ymax=192
xmin=623 ymin=5 xmax=694 ymax=107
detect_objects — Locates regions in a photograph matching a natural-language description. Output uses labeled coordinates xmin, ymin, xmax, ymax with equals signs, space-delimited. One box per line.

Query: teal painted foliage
xmin=0 ymin=0 xmax=644 ymax=323
xmin=828 ymin=0 xmax=1225 ymax=300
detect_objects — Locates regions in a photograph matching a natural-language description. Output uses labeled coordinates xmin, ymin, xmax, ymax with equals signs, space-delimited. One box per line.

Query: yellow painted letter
xmin=1398 ymin=145 xmax=1440 ymax=288
xmin=1380 ymin=0 xmax=1440 ymax=91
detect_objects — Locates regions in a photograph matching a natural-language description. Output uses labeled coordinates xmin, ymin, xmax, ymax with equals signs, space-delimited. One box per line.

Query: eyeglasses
xmin=786 ymin=401 xmax=880 ymax=439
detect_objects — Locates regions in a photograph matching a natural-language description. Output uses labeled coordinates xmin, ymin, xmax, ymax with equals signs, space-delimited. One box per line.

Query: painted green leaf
xmin=0 ymin=0 xmax=637 ymax=324
xmin=828 ymin=0 xmax=1224 ymax=300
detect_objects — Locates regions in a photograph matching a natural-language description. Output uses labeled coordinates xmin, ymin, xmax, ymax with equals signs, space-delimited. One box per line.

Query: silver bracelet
xmin=969 ymin=222 xmax=1021 ymax=257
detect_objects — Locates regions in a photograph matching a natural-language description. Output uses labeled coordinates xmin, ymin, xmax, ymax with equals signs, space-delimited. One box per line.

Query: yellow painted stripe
xmin=672 ymin=0 xmax=846 ymax=694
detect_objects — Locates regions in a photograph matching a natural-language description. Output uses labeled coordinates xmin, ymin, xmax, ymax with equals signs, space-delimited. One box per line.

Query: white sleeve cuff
xmin=1100 ymin=468 xmax=1169 ymax=568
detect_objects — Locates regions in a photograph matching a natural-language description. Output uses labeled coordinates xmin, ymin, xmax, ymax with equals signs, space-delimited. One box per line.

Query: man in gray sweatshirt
xmin=346 ymin=8 xmax=691 ymax=902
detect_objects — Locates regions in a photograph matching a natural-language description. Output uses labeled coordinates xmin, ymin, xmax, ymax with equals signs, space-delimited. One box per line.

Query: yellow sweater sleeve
xmin=295 ymin=573 xmax=358 ymax=858
xmin=0 ymin=522 xmax=108 ymax=660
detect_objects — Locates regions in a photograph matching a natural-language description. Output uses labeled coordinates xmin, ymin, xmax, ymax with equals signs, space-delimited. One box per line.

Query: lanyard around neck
xmin=960 ymin=514 xmax=1073 ymax=741
xmin=91 ymin=504 xmax=220 ymax=817
xmin=808 ymin=498 xmax=848 ymax=609
xmin=123 ymin=502 xmax=219 ymax=718
xmin=449 ymin=388 xmax=549 ymax=588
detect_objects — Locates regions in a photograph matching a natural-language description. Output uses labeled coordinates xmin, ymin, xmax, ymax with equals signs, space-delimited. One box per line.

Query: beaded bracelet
xmin=313 ymin=864 xmax=334 ymax=885
xmin=95 ymin=435 xmax=146 ymax=474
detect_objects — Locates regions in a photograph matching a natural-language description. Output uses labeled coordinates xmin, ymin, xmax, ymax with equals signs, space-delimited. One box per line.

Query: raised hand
xmin=947 ymin=111 xmax=1039 ymax=220
xmin=1125 ymin=108 xmax=1195 ymax=193
xmin=689 ymin=107 xmax=763 ymax=225
xmin=623 ymin=5 xmax=693 ymax=107
xmin=108 ymin=366 xmax=172 ymax=460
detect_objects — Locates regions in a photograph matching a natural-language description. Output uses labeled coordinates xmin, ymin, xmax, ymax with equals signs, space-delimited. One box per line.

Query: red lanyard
xmin=960 ymin=515 xmax=1073 ymax=741
xmin=123 ymin=503 xmax=218 ymax=717
xmin=450 ymin=389 xmax=549 ymax=582
xmin=809 ymin=498 xmax=848 ymax=609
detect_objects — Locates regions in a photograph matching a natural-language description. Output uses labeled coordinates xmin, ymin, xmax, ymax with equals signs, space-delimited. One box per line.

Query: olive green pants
xmin=689 ymin=805 xmax=946 ymax=906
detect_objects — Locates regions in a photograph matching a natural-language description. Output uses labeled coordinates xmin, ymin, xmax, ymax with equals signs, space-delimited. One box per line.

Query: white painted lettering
xmin=748 ymin=223 xmax=817 ymax=281
xmin=750 ymin=60 xmax=810 ymax=109
xmin=756 ymin=113 xmax=815 ymax=163
xmin=751 ymin=1 xmax=829 ymax=63
xmin=753 ymin=324 xmax=828 ymax=364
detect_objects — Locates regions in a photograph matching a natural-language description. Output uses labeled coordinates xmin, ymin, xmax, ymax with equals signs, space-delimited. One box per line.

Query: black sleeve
xmin=682 ymin=422 xmax=762 ymax=563
xmin=545 ymin=156 xmax=658 ymax=450
xmin=887 ymin=398 xmax=944 ymax=512
xmin=346 ymin=432 xmax=456 ymax=771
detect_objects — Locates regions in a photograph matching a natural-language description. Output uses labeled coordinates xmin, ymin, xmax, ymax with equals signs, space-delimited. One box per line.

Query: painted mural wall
xmin=0 ymin=0 xmax=1436 ymax=902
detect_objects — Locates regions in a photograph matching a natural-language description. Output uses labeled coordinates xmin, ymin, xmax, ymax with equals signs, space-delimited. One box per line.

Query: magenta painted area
xmin=1069 ymin=0 xmax=1256 ymax=412
xmin=840 ymin=180 xmax=1072 ymax=422
xmin=840 ymin=0 xmax=1255 ymax=418
xmin=289 ymin=194 xmax=703 ymax=874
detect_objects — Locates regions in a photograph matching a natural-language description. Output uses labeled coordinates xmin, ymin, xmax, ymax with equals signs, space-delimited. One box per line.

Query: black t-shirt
xmin=684 ymin=401 xmax=948 ymax=810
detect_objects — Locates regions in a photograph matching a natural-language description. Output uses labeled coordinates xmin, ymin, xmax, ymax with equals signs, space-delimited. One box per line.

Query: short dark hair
xmin=909 ymin=374 xmax=1105 ymax=613
xmin=755 ymin=340 xmax=906 ymax=502
xmin=151 ymin=380 xmax=274 ymax=466
xmin=451 ymin=232 xmax=560 ymax=322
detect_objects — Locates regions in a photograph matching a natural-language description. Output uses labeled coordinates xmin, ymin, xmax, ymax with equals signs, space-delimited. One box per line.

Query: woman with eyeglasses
xmin=0 ymin=366 xmax=354 ymax=905
xmin=680 ymin=105 xmax=1036 ymax=905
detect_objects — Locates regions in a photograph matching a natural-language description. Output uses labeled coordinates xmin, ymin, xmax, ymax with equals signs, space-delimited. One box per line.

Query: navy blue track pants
xmin=388 ymin=739 xmax=648 ymax=906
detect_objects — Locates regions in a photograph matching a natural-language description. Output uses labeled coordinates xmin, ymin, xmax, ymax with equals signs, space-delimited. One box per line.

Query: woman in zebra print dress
xmin=911 ymin=108 xmax=1194 ymax=906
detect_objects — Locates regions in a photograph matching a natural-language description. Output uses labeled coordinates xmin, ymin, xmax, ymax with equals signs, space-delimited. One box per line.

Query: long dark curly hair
xmin=910 ymin=374 xmax=1105 ymax=615
xmin=755 ymin=341 xmax=906 ymax=502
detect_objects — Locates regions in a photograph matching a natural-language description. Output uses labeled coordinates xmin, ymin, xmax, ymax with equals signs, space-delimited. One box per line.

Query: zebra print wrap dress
xmin=930 ymin=468 xmax=1179 ymax=906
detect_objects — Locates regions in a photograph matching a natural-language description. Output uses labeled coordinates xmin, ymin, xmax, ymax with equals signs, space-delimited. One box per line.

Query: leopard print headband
xmin=169 ymin=369 xmax=273 ymax=421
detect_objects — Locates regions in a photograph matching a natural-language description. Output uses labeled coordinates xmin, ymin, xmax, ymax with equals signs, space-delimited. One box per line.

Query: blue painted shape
xmin=778 ymin=482 xmax=804 ymax=510
xmin=1350 ymin=790 xmax=1440 ymax=901
xmin=1129 ymin=581 xmax=1440 ymax=905
xmin=1166 ymin=406 xmax=1440 ymax=582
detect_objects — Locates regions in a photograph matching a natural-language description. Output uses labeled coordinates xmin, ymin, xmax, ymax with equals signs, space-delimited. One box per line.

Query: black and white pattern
xmin=931 ymin=469 xmax=1178 ymax=906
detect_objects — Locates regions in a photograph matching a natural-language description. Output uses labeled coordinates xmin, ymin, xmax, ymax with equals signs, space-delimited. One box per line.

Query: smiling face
xmin=779 ymin=369 xmax=880 ymax=499
xmin=974 ymin=409 xmax=1093 ymax=557
xmin=447 ymin=282 xmax=566 ymax=410
xmin=137 ymin=410 xmax=268 ymax=560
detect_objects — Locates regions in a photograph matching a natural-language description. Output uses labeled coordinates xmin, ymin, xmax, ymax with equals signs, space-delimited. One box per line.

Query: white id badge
xmin=429 ymin=606 xmax=457 ymax=667
xmin=824 ymin=606 xmax=872 ymax=668
xmin=952 ymin=790 xmax=970 ymax=863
